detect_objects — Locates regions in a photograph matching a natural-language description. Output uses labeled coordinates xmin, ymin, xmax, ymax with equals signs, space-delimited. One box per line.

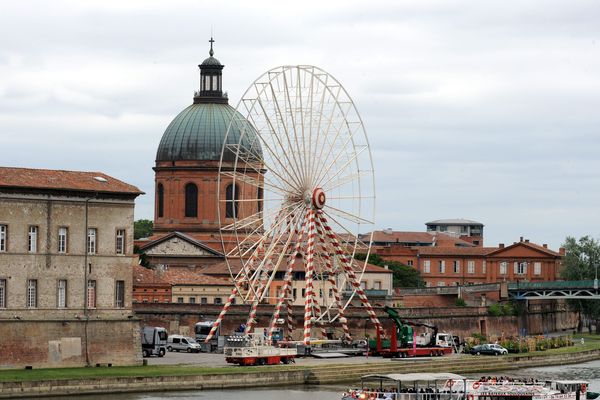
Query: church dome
xmin=156 ymin=38 xmax=261 ymax=163
xmin=156 ymin=102 xmax=261 ymax=162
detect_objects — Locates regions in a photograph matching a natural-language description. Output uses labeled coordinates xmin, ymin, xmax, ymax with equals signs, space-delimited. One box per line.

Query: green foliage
xmin=355 ymin=253 xmax=425 ymax=288
xmin=471 ymin=332 xmax=487 ymax=342
xmin=455 ymin=298 xmax=467 ymax=307
xmin=488 ymin=302 xmax=514 ymax=316
xmin=488 ymin=303 xmax=503 ymax=316
xmin=134 ymin=219 xmax=153 ymax=239
xmin=561 ymin=236 xmax=600 ymax=331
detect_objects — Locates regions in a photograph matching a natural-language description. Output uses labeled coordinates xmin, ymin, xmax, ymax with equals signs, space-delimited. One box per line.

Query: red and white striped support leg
xmin=205 ymin=287 xmax=238 ymax=343
xmin=303 ymin=210 xmax=317 ymax=345
xmin=268 ymin=216 xmax=308 ymax=341
xmin=314 ymin=217 xmax=352 ymax=342
xmin=316 ymin=210 xmax=383 ymax=334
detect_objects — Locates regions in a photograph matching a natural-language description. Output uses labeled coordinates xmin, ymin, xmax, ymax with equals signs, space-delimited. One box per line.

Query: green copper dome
xmin=156 ymin=103 xmax=262 ymax=162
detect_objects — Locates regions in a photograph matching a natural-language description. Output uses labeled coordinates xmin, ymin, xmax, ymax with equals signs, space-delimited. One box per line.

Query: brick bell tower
xmin=153 ymin=38 xmax=262 ymax=240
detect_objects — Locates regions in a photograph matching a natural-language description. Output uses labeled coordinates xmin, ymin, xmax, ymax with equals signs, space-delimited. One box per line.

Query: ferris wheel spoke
xmin=316 ymin=144 xmax=368 ymax=190
xmin=249 ymin=96 xmax=305 ymax=187
xmin=323 ymin=204 xmax=372 ymax=225
xmin=322 ymin=170 xmax=372 ymax=193
xmin=309 ymin=108 xmax=350 ymax=186
xmin=230 ymin=202 xmax=304 ymax=258
xmin=258 ymin=79 xmax=306 ymax=187
xmin=221 ymin=170 xmax=293 ymax=199
xmin=281 ymin=69 xmax=307 ymax=185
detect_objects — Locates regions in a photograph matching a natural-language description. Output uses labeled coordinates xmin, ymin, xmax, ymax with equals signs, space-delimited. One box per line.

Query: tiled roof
xmin=0 ymin=167 xmax=143 ymax=195
xmin=202 ymin=258 xmax=392 ymax=276
xmin=132 ymin=264 xmax=170 ymax=286
xmin=138 ymin=231 xmax=224 ymax=256
xmin=162 ymin=268 xmax=232 ymax=286
xmin=487 ymin=241 xmax=562 ymax=258
xmin=416 ymin=247 xmax=497 ymax=256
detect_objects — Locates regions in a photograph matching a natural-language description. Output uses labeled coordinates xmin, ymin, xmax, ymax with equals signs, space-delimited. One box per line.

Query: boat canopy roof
xmin=361 ymin=373 xmax=466 ymax=383
xmin=554 ymin=381 xmax=589 ymax=385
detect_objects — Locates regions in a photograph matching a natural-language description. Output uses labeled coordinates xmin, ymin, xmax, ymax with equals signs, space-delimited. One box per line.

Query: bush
xmin=488 ymin=304 xmax=503 ymax=316
xmin=455 ymin=298 xmax=467 ymax=307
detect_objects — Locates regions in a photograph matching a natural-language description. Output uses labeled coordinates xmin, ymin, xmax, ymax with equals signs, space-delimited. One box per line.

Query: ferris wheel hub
xmin=312 ymin=187 xmax=326 ymax=209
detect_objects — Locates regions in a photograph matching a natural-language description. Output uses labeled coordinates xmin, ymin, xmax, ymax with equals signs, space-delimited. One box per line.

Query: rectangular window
xmin=0 ymin=279 xmax=6 ymax=308
xmin=407 ymin=260 xmax=413 ymax=266
xmin=201 ymin=297 xmax=207 ymax=304
xmin=115 ymin=280 xmax=125 ymax=308
xmin=360 ymin=281 xmax=367 ymax=290
xmin=500 ymin=262 xmax=507 ymax=275
xmin=517 ymin=261 xmax=527 ymax=275
xmin=453 ymin=260 xmax=460 ymax=274
xmin=177 ymin=297 xmax=184 ymax=304
xmin=301 ymin=288 xmax=306 ymax=298
xmin=0 ymin=225 xmax=6 ymax=252
xmin=87 ymin=228 xmax=97 ymax=254
xmin=534 ymin=262 xmax=542 ymax=276
xmin=189 ymin=297 xmax=196 ymax=304
xmin=116 ymin=229 xmax=126 ymax=255
xmin=86 ymin=280 xmax=96 ymax=308
xmin=439 ymin=260 xmax=445 ymax=274
xmin=374 ymin=281 xmax=382 ymax=290
xmin=328 ymin=288 xmax=333 ymax=298
xmin=214 ymin=297 xmax=222 ymax=305
xmin=28 ymin=226 xmax=38 ymax=253
xmin=292 ymin=288 xmax=297 ymax=300
xmin=58 ymin=227 xmax=68 ymax=253
xmin=438 ymin=281 xmax=446 ymax=287
xmin=468 ymin=261 xmax=475 ymax=274
xmin=27 ymin=279 xmax=37 ymax=308
xmin=57 ymin=279 xmax=67 ymax=308
xmin=423 ymin=260 xmax=430 ymax=274
xmin=482 ymin=261 xmax=487 ymax=274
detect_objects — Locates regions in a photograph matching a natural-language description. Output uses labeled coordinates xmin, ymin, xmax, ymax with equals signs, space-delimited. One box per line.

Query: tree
xmin=134 ymin=219 xmax=153 ymax=239
xmin=355 ymin=253 xmax=425 ymax=288
xmin=561 ymin=236 xmax=600 ymax=333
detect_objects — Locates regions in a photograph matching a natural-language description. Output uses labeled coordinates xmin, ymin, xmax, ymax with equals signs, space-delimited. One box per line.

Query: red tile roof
xmin=0 ymin=167 xmax=143 ymax=195
xmin=132 ymin=264 xmax=170 ymax=287
xmin=415 ymin=247 xmax=497 ymax=256
xmin=201 ymin=258 xmax=392 ymax=277
xmin=162 ymin=268 xmax=232 ymax=286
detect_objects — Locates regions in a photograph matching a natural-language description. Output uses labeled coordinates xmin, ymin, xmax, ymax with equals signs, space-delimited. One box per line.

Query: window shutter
xmin=523 ymin=262 xmax=527 ymax=274
xmin=514 ymin=262 xmax=518 ymax=274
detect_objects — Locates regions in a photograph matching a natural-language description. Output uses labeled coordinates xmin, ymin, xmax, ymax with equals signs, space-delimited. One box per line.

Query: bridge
xmin=508 ymin=280 xmax=600 ymax=300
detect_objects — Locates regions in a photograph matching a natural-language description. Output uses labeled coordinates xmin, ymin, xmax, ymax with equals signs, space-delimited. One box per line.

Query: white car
xmin=489 ymin=344 xmax=509 ymax=355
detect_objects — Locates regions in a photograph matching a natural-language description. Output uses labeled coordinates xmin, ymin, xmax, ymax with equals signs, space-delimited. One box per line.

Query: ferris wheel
xmin=206 ymin=65 xmax=382 ymax=345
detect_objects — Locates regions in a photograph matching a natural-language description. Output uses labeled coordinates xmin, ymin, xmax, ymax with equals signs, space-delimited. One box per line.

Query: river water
xmin=42 ymin=359 xmax=600 ymax=400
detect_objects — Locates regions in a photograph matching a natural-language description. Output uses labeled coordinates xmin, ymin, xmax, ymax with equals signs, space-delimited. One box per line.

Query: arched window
xmin=185 ymin=183 xmax=198 ymax=218
xmin=257 ymin=187 xmax=263 ymax=214
xmin=157 ymin=183 xmax=164 ymax=218
xmin=226 ymin=184 xmax=238 ymax=219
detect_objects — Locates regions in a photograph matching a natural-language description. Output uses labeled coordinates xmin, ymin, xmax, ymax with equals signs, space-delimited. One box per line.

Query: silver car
xmin=167 ymin=335 xmax=202 ymax=353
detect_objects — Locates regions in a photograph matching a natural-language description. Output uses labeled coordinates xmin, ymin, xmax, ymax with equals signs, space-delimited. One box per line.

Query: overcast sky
xmin=1 ymin=0 xmax=599 ymax=250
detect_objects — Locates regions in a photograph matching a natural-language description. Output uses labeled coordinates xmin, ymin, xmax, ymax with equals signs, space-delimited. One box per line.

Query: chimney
xmin=520 ymin=236 xmax=523 ymax=242
xmin=559 ymin=247 xmax=566 ymax=256
xmin=499 ymin=243 xmax=504 ymax=248
xmin=543 ymin=244 xmax=548 ymax=248
xmin=384 ymin=265 xmax=389 ymax=270
xmin=525 ymin=239 xmax=529 ymax=243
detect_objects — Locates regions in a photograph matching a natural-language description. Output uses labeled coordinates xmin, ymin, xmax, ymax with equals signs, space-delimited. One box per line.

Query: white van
xmin=167 ymin=335 xmax=201 ymax=353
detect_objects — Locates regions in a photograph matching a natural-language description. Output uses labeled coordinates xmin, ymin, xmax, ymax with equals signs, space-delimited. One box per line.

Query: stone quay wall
xmin=133 ymin=303 xmax=578 ymax=340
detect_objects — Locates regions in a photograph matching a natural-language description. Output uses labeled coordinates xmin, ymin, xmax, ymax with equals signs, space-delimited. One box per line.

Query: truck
xmin=195 ymin=321 xmax=218 ymax=352
xmin=141 ymin=326 xmax=168 ymax=358
xmin=223 ymin=333 xmax=296 ymax=366
xmin=370 ymin=306 xmax=453 ymax=358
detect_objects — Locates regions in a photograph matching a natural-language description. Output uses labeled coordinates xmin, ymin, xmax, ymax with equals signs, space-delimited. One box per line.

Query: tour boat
xmin=342 ymin=373 xmax=592 ymax=400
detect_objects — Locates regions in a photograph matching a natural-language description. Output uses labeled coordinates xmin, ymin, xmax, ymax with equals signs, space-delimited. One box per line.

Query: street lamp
xmin=594 ymin=263 xmax=598 ymax=290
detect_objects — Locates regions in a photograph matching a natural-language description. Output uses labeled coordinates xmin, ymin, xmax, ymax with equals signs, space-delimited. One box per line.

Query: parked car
xmin=470 ymin=343 xmax=508 ymax=356
xmin=167 ymin=335 xmax=202 ymax=353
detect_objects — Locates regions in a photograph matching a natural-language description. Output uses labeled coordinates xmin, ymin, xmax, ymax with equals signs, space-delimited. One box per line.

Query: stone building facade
xmin=0 ymin=167 xmax=143 ymax=368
